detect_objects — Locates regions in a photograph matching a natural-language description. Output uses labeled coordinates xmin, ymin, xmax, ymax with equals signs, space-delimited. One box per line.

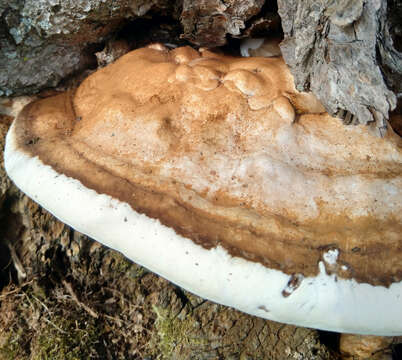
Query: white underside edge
xmin=4 ymin=121 xmax=402 ymax=336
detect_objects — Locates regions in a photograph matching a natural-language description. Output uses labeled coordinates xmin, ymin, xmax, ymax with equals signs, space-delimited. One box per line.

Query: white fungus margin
xmin=4 ymin=121 xmax=402 ymax=336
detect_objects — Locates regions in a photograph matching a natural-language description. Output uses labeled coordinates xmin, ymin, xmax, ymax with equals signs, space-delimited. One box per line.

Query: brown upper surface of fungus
xmin=11 ymin=45 xmax=402 ymax=287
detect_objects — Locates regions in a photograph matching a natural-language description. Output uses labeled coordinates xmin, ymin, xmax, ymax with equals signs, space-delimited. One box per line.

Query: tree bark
xmin=277 ymin=0 xmax=402 ymax=132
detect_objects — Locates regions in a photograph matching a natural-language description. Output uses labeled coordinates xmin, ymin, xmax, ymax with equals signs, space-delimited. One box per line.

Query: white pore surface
xmin=4 ymin=122 xmax=402 ymax=335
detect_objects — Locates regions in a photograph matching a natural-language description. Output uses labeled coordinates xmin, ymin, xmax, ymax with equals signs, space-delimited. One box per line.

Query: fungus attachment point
xmin=4 ymin=46 xmax=402 ymax=336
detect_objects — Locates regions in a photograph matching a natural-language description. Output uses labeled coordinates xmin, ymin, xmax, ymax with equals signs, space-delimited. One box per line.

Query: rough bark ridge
xmin=278 ymin=0 xmax=402 ymax=132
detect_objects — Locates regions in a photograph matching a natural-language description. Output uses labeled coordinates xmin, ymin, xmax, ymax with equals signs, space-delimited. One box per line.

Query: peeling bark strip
xmin=277 ymin=0 xmax=402 ymax=132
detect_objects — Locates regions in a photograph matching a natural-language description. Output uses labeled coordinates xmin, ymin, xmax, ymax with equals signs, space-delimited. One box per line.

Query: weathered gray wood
xmin=278 ymin=0 xmax=402 ymax=133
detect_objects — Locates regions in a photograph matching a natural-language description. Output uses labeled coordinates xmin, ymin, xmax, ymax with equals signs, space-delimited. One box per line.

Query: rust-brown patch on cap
xmin=12 ymin=46 xmax=402 ymax=287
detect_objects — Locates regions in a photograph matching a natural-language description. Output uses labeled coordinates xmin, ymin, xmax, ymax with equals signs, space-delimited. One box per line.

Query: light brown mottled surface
xmin=13 ymin=46 xmax=402 ymax=286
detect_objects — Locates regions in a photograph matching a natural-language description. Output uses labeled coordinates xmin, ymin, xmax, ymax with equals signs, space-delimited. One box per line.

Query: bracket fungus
xmin=4 ymin=45 xmax=402 ymax=336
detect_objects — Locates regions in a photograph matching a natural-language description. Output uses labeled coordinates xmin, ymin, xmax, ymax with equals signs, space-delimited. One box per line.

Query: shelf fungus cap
xmin=4 ymin=45 xmax=402 ymax=336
